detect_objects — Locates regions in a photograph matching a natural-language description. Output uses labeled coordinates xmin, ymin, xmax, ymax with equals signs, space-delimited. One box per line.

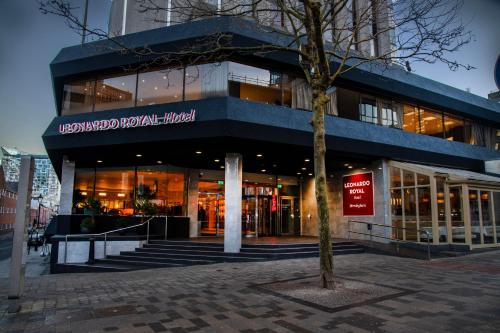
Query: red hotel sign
xmin=342 ymin=172 xmax=374 ymax=216
xmin=58 ymin=109 xmax=196 ymax=135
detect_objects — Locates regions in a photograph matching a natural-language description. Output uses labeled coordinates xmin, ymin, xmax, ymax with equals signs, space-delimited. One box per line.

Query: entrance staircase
xmin=55 ymin=240 xmax=365 ymax=273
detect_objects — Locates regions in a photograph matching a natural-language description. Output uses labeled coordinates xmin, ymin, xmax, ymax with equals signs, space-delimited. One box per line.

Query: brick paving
xmin=1 ymin=251 xmax=500 ymax=332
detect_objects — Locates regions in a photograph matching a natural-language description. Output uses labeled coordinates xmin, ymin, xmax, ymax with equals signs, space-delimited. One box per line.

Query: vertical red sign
xmin=342 ymin=172 xmax=374 ymax=216
xmin=271 ymin=194 xmax=277 ymax=212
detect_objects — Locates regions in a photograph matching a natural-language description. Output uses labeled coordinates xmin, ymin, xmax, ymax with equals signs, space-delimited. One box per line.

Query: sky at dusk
xmin=0 ymin=0 xmax=499 ymax=155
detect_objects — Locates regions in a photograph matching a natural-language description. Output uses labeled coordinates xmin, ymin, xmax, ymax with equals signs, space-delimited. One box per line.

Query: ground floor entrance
xmin=198 ymin=180 xmax=300 ymax=237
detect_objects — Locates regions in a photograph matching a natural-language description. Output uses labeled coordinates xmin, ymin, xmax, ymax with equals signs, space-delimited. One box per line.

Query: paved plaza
xmin=0 ymin=251 xmax=500 ymax=333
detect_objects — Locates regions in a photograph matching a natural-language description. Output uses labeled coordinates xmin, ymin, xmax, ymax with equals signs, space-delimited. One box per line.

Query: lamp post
xmin=35 ymin=194 xmax=43 ymax=229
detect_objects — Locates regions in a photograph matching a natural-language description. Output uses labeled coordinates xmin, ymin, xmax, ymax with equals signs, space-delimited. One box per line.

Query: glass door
xmin=198 ymin=191 xmax=224 ymax=236
xmin=279 ymin=197 xmax=294 ymax=235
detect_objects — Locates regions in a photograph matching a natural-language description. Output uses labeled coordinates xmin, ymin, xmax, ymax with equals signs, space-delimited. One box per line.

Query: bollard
xmin=86 ymin=237 xmax=95 ymax=265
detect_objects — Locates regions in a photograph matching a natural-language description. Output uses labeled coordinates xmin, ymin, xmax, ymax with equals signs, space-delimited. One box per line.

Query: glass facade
xmin=73 ymin=166 xmax=185 ymax=216
xmin=61 ymin=80 xmax=95 ymax=115
xmin=137 ymin=68 xmax=183 ymax=106
xmin=94 ymin=74 xmax=137 ymax=111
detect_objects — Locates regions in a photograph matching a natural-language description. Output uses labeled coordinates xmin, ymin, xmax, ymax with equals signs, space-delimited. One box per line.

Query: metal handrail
xmin=347 ymin=220 xmax=431 ymax=260
xmin=63 ymin=216 xmax=168 ymax=264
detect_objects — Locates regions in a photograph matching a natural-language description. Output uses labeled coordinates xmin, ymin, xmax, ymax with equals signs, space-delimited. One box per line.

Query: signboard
xmin=58 ymin=109 xmax=196 ymax=135
xmin=271 ymin=194 xmax=277 ymax=213
xmin=342 ymin=172 xmax=374 ymax=216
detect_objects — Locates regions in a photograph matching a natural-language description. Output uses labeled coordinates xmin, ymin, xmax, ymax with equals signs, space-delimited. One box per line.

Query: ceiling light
xmin=214 ymin=159 xmax=220 ymax=163
xmin=117 ymin=193 xmax=125 ymax=197
xmin=301 ymin=167 xmax=306 ymax=170
xmin=308 ymin=173 xmax=313 ymax=176
xmin=97 ymin=160 xmax=103 ymax=163
xmin=220 ymin=165 xmax=225 ymax=169
xmin=136 ymin=154 xmax=142 ymax=157
xmin=256 ymin=154 xmax=263 ymax=157
xmin=297 ymin=172 xmax=301 ymax=175
xmin=81 ymin=192 xmax=87 ymax=196
xmin=305 ymin=159 xmax=310 ymax=162
xmin=261 ymin=169 xmax=266 ymax=172
xmin=98 ymin=192 xmax=107 ymax=197
xmin=195 ymin=151 xmax=202 ymax=154
xmin=344 ymin=163 xmax=349 ymax=167
xmin=348 ymin=166 xmax=353 ymax=169
xmin=157 ymin=161 xmax=162 ymax=164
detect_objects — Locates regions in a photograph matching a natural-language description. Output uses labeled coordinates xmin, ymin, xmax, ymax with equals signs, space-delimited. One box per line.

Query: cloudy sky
xmin=0 ymin=0 xmax=499 ymax=154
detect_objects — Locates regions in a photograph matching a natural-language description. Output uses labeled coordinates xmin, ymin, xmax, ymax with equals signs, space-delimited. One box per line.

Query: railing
xmin=347 ymin=220 xmax=432 ymax=260
xmin=63 ymin=216 xmax=168 ymax=264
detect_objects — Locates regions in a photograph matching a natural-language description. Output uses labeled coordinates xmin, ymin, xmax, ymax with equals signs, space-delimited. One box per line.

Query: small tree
xmin=40 ymin=0 xmax=473 ymax=289
xmin=134 ymin=185 xmax=159 ymax=221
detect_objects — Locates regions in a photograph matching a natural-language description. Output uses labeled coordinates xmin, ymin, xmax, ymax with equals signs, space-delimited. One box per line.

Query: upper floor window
xmin=61 ymin=80 xmax=95 ymax=115
xmin=94 ymin=74 xmax=137 ymax=112
xmin=137 ymin=68 xmax=183 ymax=106
xmin=359 ymin=97 xmax=378 ymax=124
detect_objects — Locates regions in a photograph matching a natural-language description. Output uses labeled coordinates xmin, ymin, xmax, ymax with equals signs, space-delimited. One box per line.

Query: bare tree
xmin=39 ymin=0 xmax=472 ymax=289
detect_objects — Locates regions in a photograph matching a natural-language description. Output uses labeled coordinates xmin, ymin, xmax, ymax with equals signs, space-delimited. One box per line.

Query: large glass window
xmin=228 ymin=62 xmax=282 ymax=105
xmin=359 ymin=97 xmax=378 ymax=124
xmin=419 ymin=108 xmax=444 ymax=138
xmin=95 ymin=168 xmax=135 ymax=215
xmin=481 ymin=191 xmax=494 ymax=244
xmin=449 ymin=186 xmax=465 ymax=243
xmin=380 ymin=101 xmax=400 ymax=128
xmin=469 ymin=190 xmax=481 ymax=244
xmin=402 ymin=105 xmax=418 ymax=133
xmin=94 ymin=74 xmax=137 ymax=111
xmin=444 ymin=114 xmax=466 ymax=142
xmin=185 ymin=63 xmax=228 ymax=101
xmin=137 ymin=68 xmax=183 ymax=106
xmin=436 ymin=177 xmax=447 ymax=242
xmin=72 ymin=168 xmax=95 ymax=213
xmin=62 ymin=80 xmax=95 ymax=115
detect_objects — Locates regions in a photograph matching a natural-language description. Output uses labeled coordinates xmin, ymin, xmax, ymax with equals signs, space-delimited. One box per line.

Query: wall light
xmin=98 ymin=192 xmax=107 ymax=197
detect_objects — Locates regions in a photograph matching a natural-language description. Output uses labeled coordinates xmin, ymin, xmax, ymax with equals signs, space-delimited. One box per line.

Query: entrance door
xmin=279 ymin=197 xmax=294 ymax=235
xmin=199 ymin=192 xmax=225 ymax=236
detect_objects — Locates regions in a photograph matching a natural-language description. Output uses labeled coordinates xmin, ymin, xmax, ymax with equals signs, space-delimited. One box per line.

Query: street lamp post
xmin=35 ymin=194 xmax=43 ymax=229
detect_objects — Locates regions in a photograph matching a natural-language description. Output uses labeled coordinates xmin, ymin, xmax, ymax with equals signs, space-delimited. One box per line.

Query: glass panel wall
xmin=72 ymin=166 xmax=185 ymax=216
xmin=94 ymin=168 xmax=135 ymax=215
xmin=444 ymin=114 xmax=465 ymax=142
xmin=436 ymin=177 xmax=447 ymax=242
xmin=185 ymin=63 xmax=228 ymax=101
xmin=449 ymin=186 xmax=465 ymax=243
xmin=419 ymin=108 xmax=444 ymax=138
xmin=469 ymin=190 xmax=481 ymax=244
xmin=137 ymin=68 xmax=183 ymax=106
xmin=62 ymin=80 xmax=95 ymax=115
xmin=402 ymin=105 xmax=419 ymax=133
xmin=94 ymin=74 xmax=137 ymax=111
xmin=481 ymin=191 xmax=494 ymax=244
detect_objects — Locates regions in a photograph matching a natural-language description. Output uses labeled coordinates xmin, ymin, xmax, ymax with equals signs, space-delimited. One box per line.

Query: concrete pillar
xmin=187 ymin=169 xmax=200 ymax=238
xmin=59 ymin=156 xmax=75 ymax=215
xmin=224 ymin=153 xmax=242 ymax=253
xmin=8 ymin=156 xmax=34 ymax=306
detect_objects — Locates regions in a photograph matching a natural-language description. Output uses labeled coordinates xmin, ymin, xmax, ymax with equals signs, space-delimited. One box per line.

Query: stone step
xmin=120 ymin=251 xmax=266 ymax=262
xmin=106 ymin=254 xmax=216 ymax=266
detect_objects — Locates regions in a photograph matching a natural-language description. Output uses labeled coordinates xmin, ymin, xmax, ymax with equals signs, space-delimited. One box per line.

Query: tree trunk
xmin=311 ymin=88 xmax=335 ymax=289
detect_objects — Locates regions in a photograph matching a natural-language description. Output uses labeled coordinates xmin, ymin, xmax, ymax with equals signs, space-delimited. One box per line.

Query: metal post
xmin=426 ymin=232 xmax=431 ymax=261
xmin=87 ymin=237 xmax=95 ymax=264
xmin=104 ymin=233 xmax=107 ymax=257
xmin=64 ymin=235 xmax=68 ymax=264
xmin=396 ymin=228 xmax=400 ymax=256
xmin=164 ymin=216 xmax=168 ymax=240
xmin=146 ymin=220 xmax=150 ymax=243
xmin=347 ymin=220 xmax=351 ymax=240
xmin=369 ymin=223 xmax=373 ymax=248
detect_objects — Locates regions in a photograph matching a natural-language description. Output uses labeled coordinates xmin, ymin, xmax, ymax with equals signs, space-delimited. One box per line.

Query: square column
xmin=59 ymin=156 xmax=75 ymax=215
xmin=187 ymin=169 xmax=200 ymax=238
xmin=224 ymin=153 xmax=242 ymax=253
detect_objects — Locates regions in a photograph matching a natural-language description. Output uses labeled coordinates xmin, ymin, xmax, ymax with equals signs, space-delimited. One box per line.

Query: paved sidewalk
xmin=1 ymin=251 xmax=500 ymax=333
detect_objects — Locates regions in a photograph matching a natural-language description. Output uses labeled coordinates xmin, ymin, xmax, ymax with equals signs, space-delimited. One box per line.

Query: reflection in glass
xmin=95 ymin=168 xmax=135 ymax=215
xmin=73 ymin=168 xmax=95 ymax=213
xmin=418 ymin=187 xmax=432 ymax=242
xmin=359 ymin=97 xmax=378 ymax=124
xmin=436 ymin=177 xmax=447 ymax=242
xmin=185 ymin=63 xmax=228 ymax=101
xmin=402 ymin=170 xmax=415 ymax=187
xmin=137 ymin=68 xmax=183 ymax=106
xmin=94 ymin=74 xmax=137 ymax=111
xmin=62 ymin=80 xmax=95 ymax=115
xmin=390 ymin=189 xmax=403 ymax=239
xmin=380 ymin=101 xmax=399 ymax=127
xmin=449 ymin=186 xmax=464 ymax=243
xmin=198 ymin=181 xmax=225 ymax=236
xmin=417 ymin=173 xmax=430 ymax=186
xmin=404 ymin=188 xmax=417 ymax=241
xmin=469 ymin=190 xmax=481 ymax=244
xmin=481 ymin=191 xmax=494 ymax=244
xmin=390 ymin=167 xmax=401 ymax=188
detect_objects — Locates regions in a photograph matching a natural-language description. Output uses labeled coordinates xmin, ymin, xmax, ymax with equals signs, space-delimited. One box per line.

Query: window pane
xmin=185 ymin=63 xmax=228 ymax=101
xmin=444 ymin=114 xmax=465 ymax=142
xmin=404 ymin=188 xmax=417 ymax=241
xmin=481 ymin=191 xmax=494 ymax=244
xmin=73 ymin=168 xmax=95 ymax=214
xmin=419 ymin=108 xmax=443 ymax=138
xmin=402 ymin=170 xmax=415 ymax=187
xmin=95 ymin=168 xmax=135 ymax=216
xmin=390 ymin=167 xmax=401 ymax=188
xmin=62 ymin=80 xmax=95 ymax=115
xmin=436 ymin=177 xmax=447 ymax=243
xmin=391 ymin=189 xmax=403 ymax=239
xmin=94 ymin=74 xmax=137 ymax=111
xmin=469 ymin=190 xmax=481 ymax=244
xmin=403 ymin=105 xmax=418 ymax=133
xmin=380 ymin=101 xmax=398 ymax=127
xmin=418 ymin=187 xmax=432 ymax=242
xmin=416 ymin=173 xmax=430 ymax=186
xmin=137 ymin=166 xmax=185 ymax=216
xmin=359 ymin=97 xmax=378 ymax=124
xmin=449 ymin=187 xmax=464 ymax=243
xmin=137 ymin=68 xmax=183 ymax=106
xmin=494 ymin=192 xmax=500 ymax=243
xmin=228 ymin=62 xmax=282 ymax=105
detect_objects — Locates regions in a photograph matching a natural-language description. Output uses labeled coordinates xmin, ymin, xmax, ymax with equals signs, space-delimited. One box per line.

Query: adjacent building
xmin=44 ymin=0 xmax=500 ymax=251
